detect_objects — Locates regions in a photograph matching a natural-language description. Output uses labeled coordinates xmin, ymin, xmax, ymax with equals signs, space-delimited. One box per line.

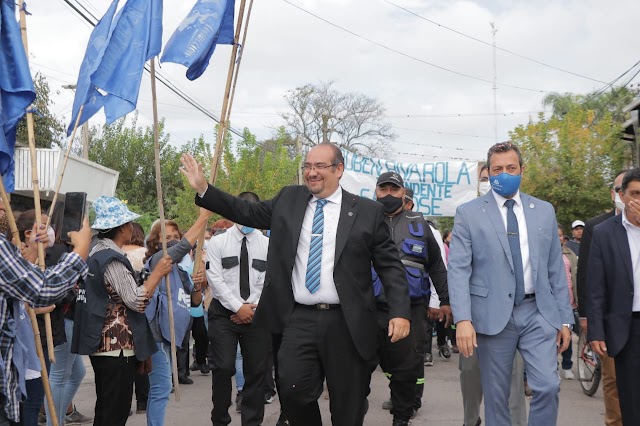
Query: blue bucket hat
xmin=91 ymin=196 xmax=141 ymax=230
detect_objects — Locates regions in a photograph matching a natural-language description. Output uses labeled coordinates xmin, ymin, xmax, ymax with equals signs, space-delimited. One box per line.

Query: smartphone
xmin=60 ymin=192 xmax=87 ymax=242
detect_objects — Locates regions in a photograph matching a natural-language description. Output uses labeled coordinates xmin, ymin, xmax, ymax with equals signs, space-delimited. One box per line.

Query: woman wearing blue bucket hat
xmin=70 ymin=196 xmax=173 ymax=426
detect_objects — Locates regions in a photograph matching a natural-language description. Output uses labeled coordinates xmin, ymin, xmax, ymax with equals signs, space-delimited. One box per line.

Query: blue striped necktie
xmin=305 ymin=199 xmax=327 ymax=294
xmin=505 ymin=199 xmax=525 ymax=305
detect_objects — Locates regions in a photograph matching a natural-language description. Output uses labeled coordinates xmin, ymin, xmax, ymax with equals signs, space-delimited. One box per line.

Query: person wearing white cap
xmin=71 ymin=196 xmax=173 ymax=426
xmin=565 ymin=220 xmax=584 ymax=256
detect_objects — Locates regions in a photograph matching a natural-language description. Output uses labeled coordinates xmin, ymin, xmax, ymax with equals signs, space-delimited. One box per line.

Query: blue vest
xmin=373 ymin=214 xmax=431 ymax=301
xmin=145 ymin=260 xmax=193 ymax=348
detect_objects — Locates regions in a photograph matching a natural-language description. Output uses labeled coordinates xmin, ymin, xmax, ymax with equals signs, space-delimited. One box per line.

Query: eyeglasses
xmin=301 ymin=163 xmax=338 ymax=172
xmin=479 ymin=177 xmax=489 ymax=182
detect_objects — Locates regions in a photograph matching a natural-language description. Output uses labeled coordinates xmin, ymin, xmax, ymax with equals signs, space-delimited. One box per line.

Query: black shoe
xmin=463 ymin=418 xmax=482 ymax=426
xmin=265 ymin=392 xmax=275 ymax=404
xmin=189 ymin=361 xmax=199 ymax=371
xmin=392 ymin=418 xmax=410 ymax=426
xmin=235 ymin=392 xmax=243 ymax=413
xmin=200 ymin=363 xmax=211 ymax=375
xmin=438 ymin=344 xmax=451 ymax=359
xmin=276 ymin=412 xmax=289 ymax=426
xmin=178 ymin=375 xmax=193 ymax=385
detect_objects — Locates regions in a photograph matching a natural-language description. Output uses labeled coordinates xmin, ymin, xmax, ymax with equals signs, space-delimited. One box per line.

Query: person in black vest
xmin=372 ymin=172 xmax=451 ymax=426
xmin=71 ymin=197 xmax=172 ymax=426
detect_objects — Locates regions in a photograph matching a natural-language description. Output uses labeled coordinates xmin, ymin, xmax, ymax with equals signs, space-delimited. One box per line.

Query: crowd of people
xmin=0 ymin=140 xmax=638 ymax=426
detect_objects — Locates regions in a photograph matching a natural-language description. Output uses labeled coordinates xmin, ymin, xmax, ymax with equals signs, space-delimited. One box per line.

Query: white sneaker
xmin=563 ymin=368 xmax=575 ymax=380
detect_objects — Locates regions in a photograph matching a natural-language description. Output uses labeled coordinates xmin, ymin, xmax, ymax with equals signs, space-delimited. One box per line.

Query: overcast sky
xmin=24 ymin=0 xmax=640 ymax=163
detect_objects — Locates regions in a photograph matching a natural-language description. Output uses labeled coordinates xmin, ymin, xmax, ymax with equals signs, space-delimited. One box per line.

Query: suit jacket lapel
xmin=613 ymin=215 xmax=634 ymax=288
xmin=521 ymin=194 xmax=539 ymax=285
xmin=335 ymin=190 xmax=358 ymax=266
xmin=291 ymin=188 xmax=312 ymax=256
xmin=484 ymin=193 xmax=514 ymax=270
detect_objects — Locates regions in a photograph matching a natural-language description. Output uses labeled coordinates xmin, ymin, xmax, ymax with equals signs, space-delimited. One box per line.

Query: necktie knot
xmin=505 ymin=199 xmax=516 ymax=210
xmin=316 ymin=199 xmax=327 ymax=208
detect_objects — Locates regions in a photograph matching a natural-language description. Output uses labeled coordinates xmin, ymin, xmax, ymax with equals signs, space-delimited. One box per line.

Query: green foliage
xmin=16 ymin=73 xmax=66 ymax=148
xmin=543 ymin=87 xmax=639 ymax=124
xmin=87 ymin=114 xmax=181 ymax=220
xmin=510 ymin=108 xmax=627 ymax=228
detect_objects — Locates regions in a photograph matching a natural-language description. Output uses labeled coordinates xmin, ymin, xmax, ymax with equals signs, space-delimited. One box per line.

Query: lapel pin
xmin=529 ymin=203 xmax=535 ymax=209
xmin=348 ymin=212 xmax=353 ymax=217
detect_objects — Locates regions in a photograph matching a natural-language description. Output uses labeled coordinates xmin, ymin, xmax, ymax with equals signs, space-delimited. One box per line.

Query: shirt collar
xmin=91 ymin=237 xmax=125 ymax=256
xmin=230 ymin=223 xmax=258 ymax=242
xmin=492 ymin=189 xmax=522 ymax=208
xmin=312 ymin=185 xmax=342 ymax=205
xmin=622 ymin=209 xmax=640 ymax=231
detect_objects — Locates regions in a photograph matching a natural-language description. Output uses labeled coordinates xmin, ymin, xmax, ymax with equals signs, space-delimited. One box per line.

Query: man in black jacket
xmin=180 ymin=143 xmax=410 ymax=426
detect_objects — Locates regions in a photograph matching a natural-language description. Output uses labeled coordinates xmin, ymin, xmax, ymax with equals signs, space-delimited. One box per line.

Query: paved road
xmin=70 ymin=339 xmax=607 ymax=425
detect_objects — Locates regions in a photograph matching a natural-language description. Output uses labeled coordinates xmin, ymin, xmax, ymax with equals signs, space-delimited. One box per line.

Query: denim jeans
xmin=147 ymin=342 xmax=172 ymax=426
xmin=46 ymin=319 xmax=86 ymax=426
xmin=235 ymin=343 xmax=244 ymax=392
xmin=22 ymin=377 xmax=44 ymax=426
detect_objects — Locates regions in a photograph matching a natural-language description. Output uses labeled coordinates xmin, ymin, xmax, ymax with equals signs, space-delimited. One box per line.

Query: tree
xmin=16 ymin=72 xmax=66 ymax=148
xmin=281 ymin=81 xmax=395 ymax=156
xmin=543 ymin=87 xmax=640 ymax=124
xmin=88 ymin=114 xmax=181 ymax=230
xmin=510 ymin=108 xmax=627 ymax=229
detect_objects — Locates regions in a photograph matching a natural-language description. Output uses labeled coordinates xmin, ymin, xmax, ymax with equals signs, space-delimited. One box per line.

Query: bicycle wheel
xmin=577 ymin=333 xmax=601 ymax=396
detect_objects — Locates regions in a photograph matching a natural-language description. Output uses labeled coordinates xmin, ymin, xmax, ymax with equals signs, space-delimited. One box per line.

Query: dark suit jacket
xmin=196 ymin=185 xmax=410 ymax=361
xmin=586 ymin=214 xmax=636 ymax=357
xmin=576 ymin=210 xmax=615 ymax=317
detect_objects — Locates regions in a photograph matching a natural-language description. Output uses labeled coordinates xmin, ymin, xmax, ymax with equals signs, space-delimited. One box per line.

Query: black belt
xmin=632 ymin=312 xmax=640 ymax=318
xmin=296 ymin=303 xmax=341 ymax=310
xmin=523 ymin=293 xmax=536 ymax=300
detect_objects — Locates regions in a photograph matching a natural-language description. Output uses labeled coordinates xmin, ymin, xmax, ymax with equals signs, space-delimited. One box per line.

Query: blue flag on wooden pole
xmin=0 ymin=0 xmax=36 ymax=192
xmin=67 ymin=0 xmax=163 ymax=136
xmin=161 ymin=0 xmax=235 ymax=81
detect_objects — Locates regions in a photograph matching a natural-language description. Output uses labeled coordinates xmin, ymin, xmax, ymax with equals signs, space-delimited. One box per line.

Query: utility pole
xmin=632 ymin=110 xmax=639 ymax=167
xmin=295 ymin=136 xmax=303 ymax=184
xmin=322 ymin=114 xmax=331 ymax=143
xmin=490 ymin=22 xmax=498 ymax=144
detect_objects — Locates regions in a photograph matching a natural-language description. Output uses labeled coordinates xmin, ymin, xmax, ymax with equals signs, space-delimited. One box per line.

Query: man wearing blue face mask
xmin=206 ymin=191 xmax=271 ymax=426
xmin=449 ymin=141 xmax=573 ymax=426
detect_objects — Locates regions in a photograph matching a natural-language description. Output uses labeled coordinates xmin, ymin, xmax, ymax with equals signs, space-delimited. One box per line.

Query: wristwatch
xmin=563 ymin=323 xmax=573 ymax=331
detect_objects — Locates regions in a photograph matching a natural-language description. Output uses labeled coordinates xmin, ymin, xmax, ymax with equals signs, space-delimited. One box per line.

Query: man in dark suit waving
xmin=587 ymin=168 xmax=640 ymax=424
xmin=180 ymin=143 xmax=411 ymax=426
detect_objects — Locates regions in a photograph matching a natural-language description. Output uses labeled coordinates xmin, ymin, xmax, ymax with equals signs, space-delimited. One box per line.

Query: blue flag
xmin=161 ymin=0 xmax=235 ymax=81
xmin=67 ymin=0 xmax=163 ymax=136
xmin=0 ymin=0 xmax=36 ymax=192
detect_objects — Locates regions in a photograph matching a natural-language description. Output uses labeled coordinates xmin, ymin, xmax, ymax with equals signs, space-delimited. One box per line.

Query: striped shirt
xmin=0 ymin=234 xmax=87 ymax=421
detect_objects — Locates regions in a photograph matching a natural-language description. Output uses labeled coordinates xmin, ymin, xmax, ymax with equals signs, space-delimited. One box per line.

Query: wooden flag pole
xmin=45 ymin=107 xmax=85 ymax=229
xmin=17 ymin=0 xmax=56 ymax=364
xmin=193 ymin=0 xmax=249 ymax=273
xmin=0 ymin=182 xmax=59 ymax=426
xmin=149 ymin=59 xmax=181 ymax=401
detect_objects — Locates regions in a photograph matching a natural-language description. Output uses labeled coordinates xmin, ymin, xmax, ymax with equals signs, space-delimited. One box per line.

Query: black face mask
xmin=159 ymin=239 xmax=180 ymax=250
xmin=378 ymin=194 xmax=404 ymax=214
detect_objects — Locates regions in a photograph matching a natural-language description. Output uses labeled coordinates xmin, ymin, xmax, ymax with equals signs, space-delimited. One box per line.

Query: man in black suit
xmin=180 ymin=143 xmax=411 ymax=426
xmin=576 ymin=170 xmax=626 ymax=426
xmin=587 ymin=168 xmax=640 ymax=424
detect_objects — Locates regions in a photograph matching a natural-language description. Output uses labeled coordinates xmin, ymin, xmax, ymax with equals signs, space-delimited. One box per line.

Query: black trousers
xmin=615 ymin=317 xmax=640 ymax=425
xmin=209 ymin=301 xmax=270 ymax=426
xmin=377 ymin=303 xmax=426 ymax=421
xmin=177 ymin=319 xmax=193 ymax=377
xmin=192 ymin=316 xmax=209 ymax=365
xmin=264 ymin=338 xmax=276 ymax=396
xmin=90 ymin=353 xmax=136 ymax=426
xmin=414 ymin=307 xmax=428 ymax=410
xmin=278 ymin=305 xmax=375 ymax=426
xmin=134 ymin=371 xmax=149 ymax=410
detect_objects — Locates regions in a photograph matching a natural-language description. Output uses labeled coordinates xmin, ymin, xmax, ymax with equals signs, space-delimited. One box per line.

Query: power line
xmin=56 ymin=0 xmax=245 ymax=138
xmin=392 ymin=126 xmax=495 ymax=139
xmin=386 ymin=110 xmax=544 ymax=118
xmin=281 ymin=0 xmax=547 ymax=93
xmin=383 ymin=0 xmax=610 ymax=85
xmin=395 ymin=151 xmax=482 ymax=162
xmin=393 ymin=140 xmax=488 ymax=152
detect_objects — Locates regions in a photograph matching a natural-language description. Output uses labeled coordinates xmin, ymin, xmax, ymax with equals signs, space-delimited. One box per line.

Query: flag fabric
xmin=67 ymin=0 xmax=163 ymax=136
xmin=0 ymin=0 xmax=36 ymax=192
xmin=161 ymin=0 xmax=235 ymax=81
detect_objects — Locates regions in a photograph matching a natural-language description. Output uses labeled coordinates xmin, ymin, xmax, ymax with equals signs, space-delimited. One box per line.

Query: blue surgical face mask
xmin=490 ymin=173 xmax=521 ymax=198
xmin=237 ymin=224 xmax=254 ymax=235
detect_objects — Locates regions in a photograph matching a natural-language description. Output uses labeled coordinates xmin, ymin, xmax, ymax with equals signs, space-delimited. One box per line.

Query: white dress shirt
xmin=622 ymin=210 xmax=640 ymax=311
xmin=291 ymin=186 xmax=342 ymax=305
xmin=206 ymin=225 xmax=270 ymax=313
xmin=492 ymin=190 xmax=535 ymax=294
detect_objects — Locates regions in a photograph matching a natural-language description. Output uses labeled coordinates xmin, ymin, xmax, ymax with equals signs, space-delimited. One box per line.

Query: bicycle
xmin=576 ymin=332 xmax=601 ymax=396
